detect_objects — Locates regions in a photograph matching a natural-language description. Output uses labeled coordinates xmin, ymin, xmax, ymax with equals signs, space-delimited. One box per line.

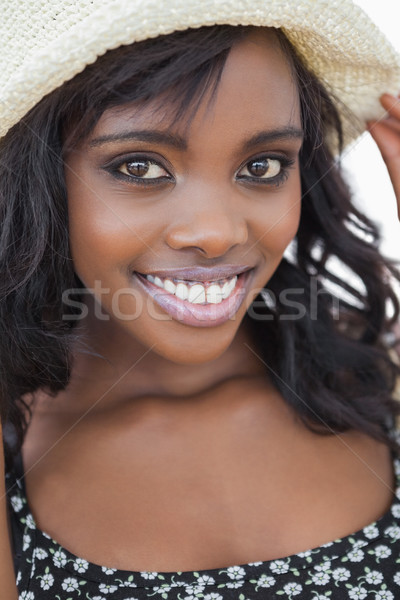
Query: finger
xmin=367 ymin=116 xmax=400 ymax=136
xmin=368 ymin=121 xmax=400 ymax=219
xmin=380 ymin=93 xmax=400 ymax=120
xmin=368 ymin=120 xmax=400 ymax=161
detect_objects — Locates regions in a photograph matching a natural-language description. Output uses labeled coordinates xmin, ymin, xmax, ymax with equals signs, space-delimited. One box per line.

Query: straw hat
xmin=1 ymin=0 xmax=400 ymax=148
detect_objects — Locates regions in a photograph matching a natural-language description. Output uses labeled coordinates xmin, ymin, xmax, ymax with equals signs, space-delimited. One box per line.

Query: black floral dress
xmin=6 ymin=453 xmax=400 ymax=600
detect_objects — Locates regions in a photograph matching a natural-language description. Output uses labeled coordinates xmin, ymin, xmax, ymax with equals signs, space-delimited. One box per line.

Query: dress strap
xmin=5 ymin=453 xmax=28 ymax=575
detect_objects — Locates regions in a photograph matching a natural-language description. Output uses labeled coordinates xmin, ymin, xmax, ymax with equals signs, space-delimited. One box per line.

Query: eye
xmin=237 ymin=157 xmax=282 ymax=180
xmin=118 ymin=158 xmax=170 ymax=180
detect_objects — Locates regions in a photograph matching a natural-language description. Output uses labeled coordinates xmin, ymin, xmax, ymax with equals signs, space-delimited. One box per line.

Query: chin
xmin=150 ymin=334 xmax=234 ymax=366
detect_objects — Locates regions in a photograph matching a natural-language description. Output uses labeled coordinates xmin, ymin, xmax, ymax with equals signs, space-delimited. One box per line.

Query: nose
xmin=164 ymin=185 xmax=249 ymax=258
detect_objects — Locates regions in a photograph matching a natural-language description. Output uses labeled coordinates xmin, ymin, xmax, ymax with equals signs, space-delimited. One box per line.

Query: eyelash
xmin=104 ymin=153 xmax=295 ymax=188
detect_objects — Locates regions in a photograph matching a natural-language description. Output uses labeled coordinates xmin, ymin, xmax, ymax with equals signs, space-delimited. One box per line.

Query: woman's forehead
xmin=88 ymin=29 xmax=301 ymax=146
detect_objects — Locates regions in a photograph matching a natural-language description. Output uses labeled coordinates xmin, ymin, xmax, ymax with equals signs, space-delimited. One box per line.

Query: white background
xmin=344 ymin=0 xmax=400 ymax=260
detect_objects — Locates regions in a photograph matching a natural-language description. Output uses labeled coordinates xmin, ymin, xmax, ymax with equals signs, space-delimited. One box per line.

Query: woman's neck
xmin=45 ymin=310 xmax=266 ymax=415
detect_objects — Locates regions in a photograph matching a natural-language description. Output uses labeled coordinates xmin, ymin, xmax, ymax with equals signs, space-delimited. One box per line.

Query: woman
xmin=2 ymin=1 xmax=400 ymax=598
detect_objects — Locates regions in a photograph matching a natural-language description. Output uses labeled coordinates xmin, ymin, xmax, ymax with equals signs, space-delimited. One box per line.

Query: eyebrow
xmin=89 ymin=130 xmax=187 ymax=149
xmin=89 ymin=126 xmax=303 ymax=150
xmin=242 ymin=127 xmax=304 ymax=151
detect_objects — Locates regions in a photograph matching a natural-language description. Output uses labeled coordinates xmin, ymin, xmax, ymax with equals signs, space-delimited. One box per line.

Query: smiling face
xmin=64 ymin=29 xmax=303 ymax=365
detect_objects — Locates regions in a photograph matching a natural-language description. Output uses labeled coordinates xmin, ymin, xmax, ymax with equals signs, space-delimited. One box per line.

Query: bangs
xmin=59 ymin=25 xmax=253 ymax=148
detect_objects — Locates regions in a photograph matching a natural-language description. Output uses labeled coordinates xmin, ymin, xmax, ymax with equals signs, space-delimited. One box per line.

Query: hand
xmin=367 ymin=93 xmax=400 ymax=220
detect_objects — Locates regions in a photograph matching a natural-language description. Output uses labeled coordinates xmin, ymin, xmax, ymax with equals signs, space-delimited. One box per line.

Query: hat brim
xmin=1 ymin=0 xmax=400 ymax=150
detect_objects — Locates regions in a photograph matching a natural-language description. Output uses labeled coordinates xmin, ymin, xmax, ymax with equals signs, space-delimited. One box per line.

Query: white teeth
xmin=188 ymin=284 xmax=206 ymax=304
xmin=221 ymin=276 xmax=237 ymax=299
xmin=206 ymin=284 xmax=223 ymax=304
xmin=163 ymin=278 xmax=176 ymax=294
xmin=227 ymin=275 xmax=237 ymax=295
xmin=144 ymin=273 xmax=239 ymax=304
xmin=175 ymin=282 xmax=189 ymax=301
xmin=221 ymin=280 xmax=230 ymax=299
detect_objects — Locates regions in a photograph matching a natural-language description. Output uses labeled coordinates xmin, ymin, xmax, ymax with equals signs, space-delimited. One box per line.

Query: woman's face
xmin=64 ymin=30 xmax=303 ymax=365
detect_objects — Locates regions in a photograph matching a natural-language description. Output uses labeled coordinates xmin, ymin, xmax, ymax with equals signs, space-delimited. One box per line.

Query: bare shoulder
xmin=210 ymin=376 xmax=396 ymax=556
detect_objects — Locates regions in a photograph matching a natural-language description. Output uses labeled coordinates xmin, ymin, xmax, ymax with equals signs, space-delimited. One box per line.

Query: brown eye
xmin=238 ymin=157 xmax=282 ymax=179
xmin=126 ymin=159 xmax=150 ymax=177
xmin=119 ymin=159 xmax=169 ymax=179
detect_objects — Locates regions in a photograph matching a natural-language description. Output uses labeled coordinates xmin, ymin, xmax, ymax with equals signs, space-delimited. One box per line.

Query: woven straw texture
xmin=1 ymin=0 xmax=400 ymax=147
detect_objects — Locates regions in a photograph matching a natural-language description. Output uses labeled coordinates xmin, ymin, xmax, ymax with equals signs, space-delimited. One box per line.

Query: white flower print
xmin=315 ymin=561 xmax=331 ymax=572
xmin=297 ymin=550 xmax=312 ymax=558
xmin=34 ymin=548 xmax=48 ymax=560
xmin=53 ymin=550 xmax=67 ymax=568
xmin=347 ymin=549 xmax=365 ymax=562
xmin=375 ymin=592 xmax=394 ymax=600
xmin=270 ymin=559 xmax=290 ymax=574
xmin=173 ymin=581 xmax=190 ymax=589
xmin=40 ymin=573 xmax=54 ymax=590
xmin=283 ymin=582 xmax=302 ymax=596
xmin=256 ymin=574 xmax=275 ymax=588
xmin=312 ymin=571 xmax=330 ymax=585
xmin=10 ymin=495 xmax=23 ymax=512
xmin=320 ymin=541 xmax=334 ymax=548
xmin=19 ymin=592 xmax=35 ymax=600
xmin=73 ymin=557 xmax=89 ymax=573
xmin=184 ymin=584 xmax=205 ymax=595
xmin=203 ymin=594 xmax=223 ymax=600
xmin=352 ymin=540 xmax=367 ymax=550
xmin=384 ymin=525 xmax=400 ymax=540
xmin=348 ymin=587 xmax=367 ymax=599
xmin=99 ymin=583 xmax=118 ymax=594
xmin=374 ymin=545 xmax=392 ymax=559
xmin=226 ymin=580 xmax=244 ymax=589
xmin=365 ymin=570 xmax=383 ymax=585
xmin=197 ymin=575 xmax=216 ymax=586
xmin=391 ymin=504 xmax=400 ymax=518
xmin=226 ymin=566 xmax=246 ymax=580
xmin=120 ymin=579 xmax=138 ymax=588
xmin=248 ymin=561 xmax=263 ymax=566
xmin=90 ymin=597 xmax=107 ymax=600
xmin=140 ymin=571 xmax=158 ymax=579
xmin=61 ymin=577 xmax=79 ymax=592
xmin=101 ymin=566 xmax=117 ymax=575
xmin=24 ymin=514 xmax=35 ymax=529
xmin=152 ymin=585 xmax=173 ymax=596
xmin=22 ymin=533 xmax=31 ymax=552
xmin=394 ymin=572 xmax=400 ymax=585
xmin=363 ymin=524 xmax=379 ymax=539
xmin=16 ymin=571 xmax=21 ymax=585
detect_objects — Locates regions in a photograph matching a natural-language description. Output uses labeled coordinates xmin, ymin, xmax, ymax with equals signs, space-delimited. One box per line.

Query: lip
xmin=133 ymin=269 xmax=253 ymax=328
xmin=136 ymin=264 xmax=253 ymax=283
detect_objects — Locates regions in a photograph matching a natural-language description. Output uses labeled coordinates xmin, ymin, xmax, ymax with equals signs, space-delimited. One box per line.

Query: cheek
xmin=67 ymin=191 xmax=127 ymax=287
xmin=65 ymin=168 xmax=159 ymax=287
xmin=252 ymin=175 xmax=302 ymax=258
